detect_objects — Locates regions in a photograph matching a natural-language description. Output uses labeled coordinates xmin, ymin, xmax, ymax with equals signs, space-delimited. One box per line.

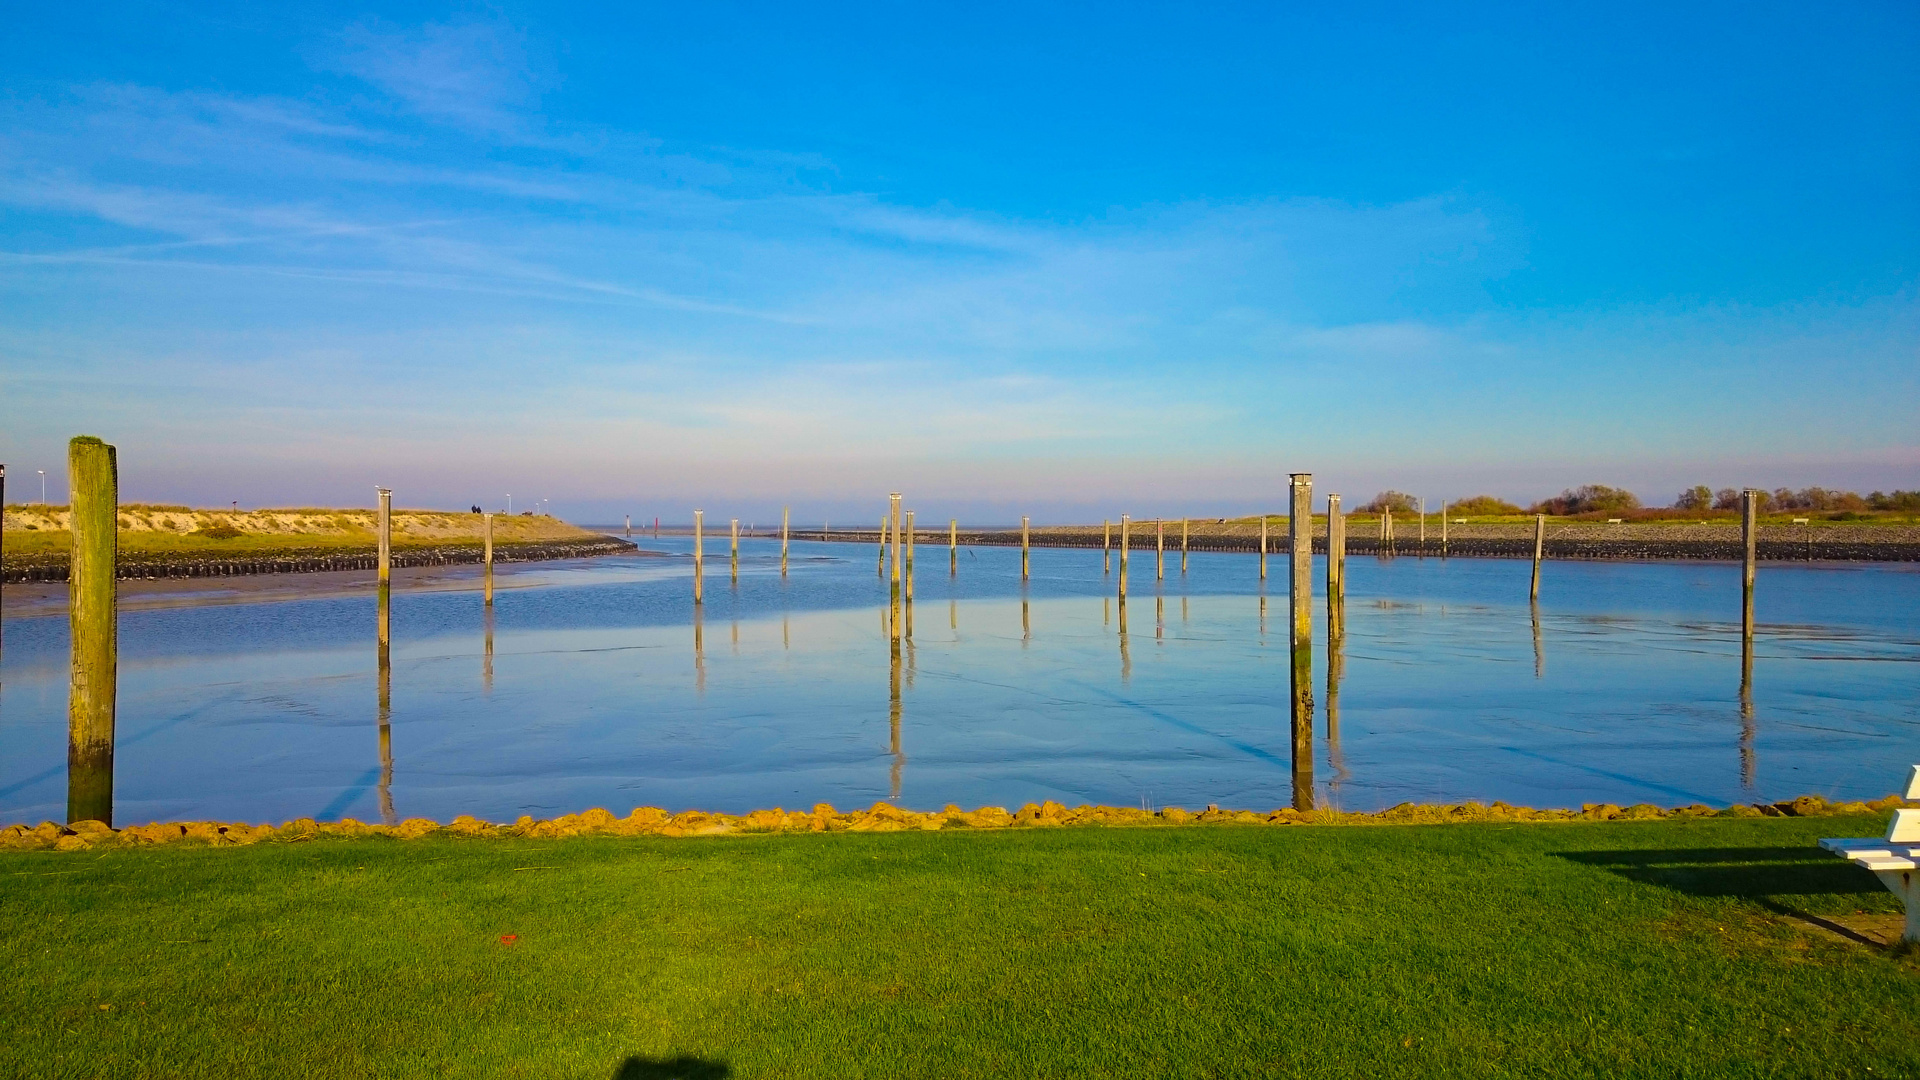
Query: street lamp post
xmin=38 ymin=470 xmax=46 ymax=503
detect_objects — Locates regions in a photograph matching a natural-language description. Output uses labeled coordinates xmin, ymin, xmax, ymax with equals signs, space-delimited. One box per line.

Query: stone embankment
xmin=803 ymin=522 xmax=1920 ymax=562
xmin=8 ymin=793 xmax=1908 ymax=851
xmin=1 ymin=537 xmax=636 ymax=584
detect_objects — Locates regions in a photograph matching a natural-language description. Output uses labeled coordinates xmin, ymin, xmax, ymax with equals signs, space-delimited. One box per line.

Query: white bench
xmin=1820 ymin=765 xmax=1920 ymax=944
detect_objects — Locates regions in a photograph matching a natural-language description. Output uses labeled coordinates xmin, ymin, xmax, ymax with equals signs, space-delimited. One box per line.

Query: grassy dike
xmin=3 ymin=816 xmax=1913 ymax=1079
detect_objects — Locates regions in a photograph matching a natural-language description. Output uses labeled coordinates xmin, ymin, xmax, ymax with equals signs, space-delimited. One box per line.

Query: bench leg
xmin=1873 ymin=868 xmax=1918 ymax=944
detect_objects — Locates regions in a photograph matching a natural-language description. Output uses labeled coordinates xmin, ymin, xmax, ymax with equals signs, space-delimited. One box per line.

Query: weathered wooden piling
xmin=377 ymin=486 xmax=392 ymax=585
xmin=1327 ymin=494 xmax=1345 ymax=604
xmin=1288 ymin=472 xmax=1314 ymax=812
xmin=1741 ymin=489 xmax=1758 ymax=641
xmin=1181 ymin=517 xmax=1189 ymax=574
xmin=1155 ymin=518 xmax=1164 ymax=581
xmin=1103 ymin=519 xmax=1111 ymax=574
xmin=1418 ymin=498 xmax=1426 ymax=552
xmin=1529 ymin=513 xmax=1545 ymax=602
xmin=483 ymin=512 xmax=495 ymax=605
xmin=483 ymin=607 xmax=494 ymax=693
xmin=624 ymin=514 xmax=631 ymax=538
xmin=1440 ymin=499 xmax=1448 ymax=555
xmin=949 ymin=518 xmax=958 ymax=575
xmin=730 ymin=518 xmax=740 ymax=582
xmin=878 ymin=514 xmax=888 ymax=576
xmin=376 ymin=587 xmax=394 ymax=826
xmin=693 ymin=510 xmax=705 ymax=605
xmin=1259 ymin=516 xmax=1268 ymax=580
xmin=67 ymin=436 xmax=117 ymax=826
xmin=1118 ymin=514 xmax=1130 ymax=598
xmin=1021 ymin=515 xmax=1030 ymax=580
xmin=905 ymin=510 xmax=916 ymax=601
xmin=889 ymin=493 xmax=903 ymax=593
xmin=781 ymin=506 xmax=790 ymax=577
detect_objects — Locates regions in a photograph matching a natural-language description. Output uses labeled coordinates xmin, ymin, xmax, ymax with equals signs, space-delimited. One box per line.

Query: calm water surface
xmin=2 ymin=538 xmax=1916 ymax=824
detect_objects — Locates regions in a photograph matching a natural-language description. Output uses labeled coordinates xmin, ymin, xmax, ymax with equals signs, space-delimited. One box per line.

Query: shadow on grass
xmin=1555 ymin=846 xmax=1898 ymax=948
xmin=612 ymin=1055 xmax=728 ymax=1079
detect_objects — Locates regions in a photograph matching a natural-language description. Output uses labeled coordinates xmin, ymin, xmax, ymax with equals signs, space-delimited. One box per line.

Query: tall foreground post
xmin=1288 ymin=473 xmax=1314 ymax=812
xmin=483 ymin=512 xmax=495 ymax=606
xmin=1741 ymin=489 xmax=1758 ymax=641
xmin=377 ymin=487 xmax=392 ymax=584
xmin=1529 ymin=513 xmax=1546 ymax=602
xmin=693 ymin=510 xmax=705 ymax=605
xmin=1118 ymin=514 xmax=1130 ymax=599
xmin=1327 ymin=494 xmax=1345 ymax=604
xmin=781 ymin=506 xmax=790 ymax=577
xmin=67 ymin=436 xmax=117 ymax=825
xmin=1021 ymin=515 xmax=1030 ymax=580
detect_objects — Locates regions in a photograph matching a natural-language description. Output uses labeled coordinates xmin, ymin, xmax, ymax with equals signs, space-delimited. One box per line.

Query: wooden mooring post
xmin=693 ymin=510 xmax=705 ymax=605
xmin=949 ymin=518 xmax=957 ymax=575
xmin=1418 ymin=498 xmax=1426 ymax=553
xmin=1327 ymin=493 xmax=1345 ymax=605
xmin=1288 ymin=473 xmax=1314 ymax=812
xmin=878 ymin=514 xmax=888 ymax=576
xmin=1259 ymin=515 xmax=1268 ymax=580
xmin=483 ymin=512 xmax=495 ymax=606
xmin=67 ymin=436 xmax=118 ymax=825
xmin=1118 ymin=514 xmax=1130 ymax=598
xmin=1021 ymin=515 xmax=1030 ymax=580
xmin=730 ymin=518 xmax=740 ymax=582
xmin=1741 ymin=489 xmax=1758 ymax=641
xmin=1181 ymin=517 xmax=1189 ymax=574
xmin=1103 ymin=519 xmax=1111 ymax=575
xmin=1155 ymin=518 xmax=1164 ymax=581
xmin=889 ymin=493 xmax=903 ymax=606
xmin=624 ymin=514 xmax=631 ymax=538
xmin=1441 ymin=499 xmax=1448 ymax=556
xmin=905 ymin=510 xmax=915 ymax=601
xmin=1528 ymin=513 xmax=1546 ymax=601
xmin=781 ymin=506 xmax=790 ymax=577
xmin=377 ymin=486 xmax=392 ymax=585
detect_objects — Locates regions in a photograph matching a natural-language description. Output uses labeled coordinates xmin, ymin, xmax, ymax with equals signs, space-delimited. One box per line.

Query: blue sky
xmin=1 ymin=1 xmax=1914 ymax=522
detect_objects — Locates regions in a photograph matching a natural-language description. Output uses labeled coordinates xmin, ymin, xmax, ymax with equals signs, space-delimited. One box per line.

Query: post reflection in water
xmin=1181 ymin=596 xmax=1188 ymax=625
xmin=1531 ymin=601 xmax=1544 ymax=679
xmin=693 ymin=607 xmax=706 ymax=695
xmin=1739 ymin=636 xmax=1756 ymax=790
xmin=1155 ymin=594 xmax=1164 ymax=642
xmin=888 ymin=619 xmax=906 ymax=799
xmin=1021 ymin=588 xmax=1030 ymax=648
xmin=376 ymin=584 xmax=396 ymax=826
xmin=482 ymin=607 xmax=494 ymax=695
xmin=949 ymin=598 xmax=957 ymax=633
xmin=1325 ymin=592 xmax=1349 ymax=806
xmin=1258 ymin=593 xmax=1266 ymax=644
xmin=782 ymin=614 xmax=790 ymax=650
xmin=731 ymin=619 xmax=739 ymax=654
xmin=1117 ymin=598 xmax=1132 ymax=683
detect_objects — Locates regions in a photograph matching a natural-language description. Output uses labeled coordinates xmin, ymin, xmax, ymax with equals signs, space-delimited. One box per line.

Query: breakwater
xmin=1 ymin=537 xmax=637 ymax=584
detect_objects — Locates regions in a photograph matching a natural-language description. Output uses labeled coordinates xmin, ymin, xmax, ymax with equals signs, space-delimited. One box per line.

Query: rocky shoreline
xmin=1 ymin=536 xmax=638 ymax=584
xmin=8 ymin=792 xmax=1907 ymax=851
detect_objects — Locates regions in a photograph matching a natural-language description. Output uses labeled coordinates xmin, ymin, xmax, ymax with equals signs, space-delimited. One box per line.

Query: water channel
xmin=2 ymin=537 xmax=1915 ymax=825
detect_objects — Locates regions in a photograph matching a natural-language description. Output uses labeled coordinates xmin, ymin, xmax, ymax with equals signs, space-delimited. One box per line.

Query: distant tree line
xmin=1348 ymin=485 xmax=1920 ymax=517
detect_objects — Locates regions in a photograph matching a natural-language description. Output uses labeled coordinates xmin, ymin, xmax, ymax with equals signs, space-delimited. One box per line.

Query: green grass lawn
xmin=3 ymin=817 xmax=1912 ymax=1079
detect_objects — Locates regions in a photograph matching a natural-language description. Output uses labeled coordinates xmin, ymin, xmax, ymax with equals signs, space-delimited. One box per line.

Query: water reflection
xmin=482 ymin=607 xmax=494 ymax=695
xmin=1739 ymin=637 xmax=1756 ymax=790
xmin=1531 ymin=602 xmax=1544 ymax=679
xmin=376 ymin=584 xmax=395 ymax=826
xmin=1326 ymin=592 xmax=1348 ymax=806
xmin=888 ymin=619 xmax=906 ymax=799
xmin=1117 ymin=597 xmax=1132 ymax=683
xmin=693 ymin=606 xmax=706 ymax=695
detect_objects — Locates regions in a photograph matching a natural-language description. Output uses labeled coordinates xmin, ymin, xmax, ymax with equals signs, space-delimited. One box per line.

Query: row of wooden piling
xmin=29 ymin=433 xmax=1770 ymax=825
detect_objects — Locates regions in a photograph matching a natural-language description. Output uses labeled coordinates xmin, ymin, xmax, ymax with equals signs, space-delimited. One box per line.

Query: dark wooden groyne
xmin=2 ymin=537 xmax=638 ymax=584
xmin=790 ymin=528 xmax=1920 ymax=563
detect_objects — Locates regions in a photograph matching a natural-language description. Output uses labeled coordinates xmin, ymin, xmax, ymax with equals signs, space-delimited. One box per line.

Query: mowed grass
xmin=3 ymin=817 xmax=1913 ymax=1079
